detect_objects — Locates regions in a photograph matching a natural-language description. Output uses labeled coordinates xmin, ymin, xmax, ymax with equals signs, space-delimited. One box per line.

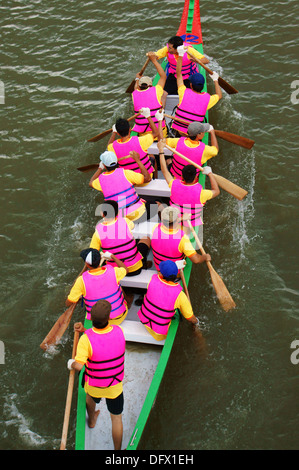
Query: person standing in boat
xmin=131 ymin=51 xmax=167 ymax=137
xmin=66 ymin=248 xmax=129 ymax=325
xmin=67 ymin=300 xmax=125 ymax=450
xmin=158 ymin=140 xmax=220 ymax=232
xmin=137 ymin=260 xmax=200 ymax=341
xmin=89 ymin=150 xmax=151 ymax=222
xmin=150 ymin=205 xmax=210 ymax=271
xmin=164 ymin=121 xmax=219 ymax=180
xmin=90 ymin=200 xmax=152 ymax=276
xmin=151 ymin=35 xmax=210 ymax=108
xmin=171 ymin=45 xmax=222 ymax=135
xmin=107 ymin=108 xmax=164 ymax=179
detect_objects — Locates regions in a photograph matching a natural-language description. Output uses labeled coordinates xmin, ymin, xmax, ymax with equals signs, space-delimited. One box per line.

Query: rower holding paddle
xmin=137 ymin=260 xmax=201 ymax=342
xmin=89 ymin=150 xmax=151 ymax=223
xmin=171 ymin=45 xmax=222 ymax=136
xmin=158 ymin=140 xmax=220 ymax=232
xmin=152 ymin=35 xmax=210 ymax=108
xmin=131 ymin=51 xmax=167 ymax=137
xmin=165 ymin=121 xmax=219 ymax=180
xmin=66 ymin=248 xmax=129 ymax=325
xmin=90 ymin=200 xmax=152 ymax=276
xmin=150 ymin=206 xmax=211 ymax=271
xmin=107 ymin=108 xmax=164 ymax=179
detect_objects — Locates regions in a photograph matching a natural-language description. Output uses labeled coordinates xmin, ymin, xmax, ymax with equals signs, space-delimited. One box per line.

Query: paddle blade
xmin=126 ymin=79 xmax=136 ymax=94
xmin=213 ymin=173 xmax=248 ymax=201
xmin=207 ymin=263 xmax=236 ymax=312
xmin=215 ymin=130 xmax=255 ymax=149
xmin=218 ymin=76 xmax=238 ymax=95
xmin=87 ymin=128 xmax=112 ymax=143
xmin=40 ymin=303 xmax=77 ymax=350
xmin=77 ymin=163 xmax=98 ymax=173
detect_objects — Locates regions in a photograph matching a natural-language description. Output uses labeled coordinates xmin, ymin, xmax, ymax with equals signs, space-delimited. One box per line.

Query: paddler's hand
xmin=177 ymin=45 xmax=188 ymax=57
xmin=74 ymin=322 xmax=85 ymax=333
xmin=147 ymin=51 xmax=158 ymax=62
xmin=210 ymin=71 xmax=219 ymax=82
xmin=155 ymin=109 xmax=164 ymax=121
xmin=203 ymin=254 xmax=211 ymax=262
xmin=129 ymin=151 xmax=141 ymax=162
xmin=201 ymin=166 xmax=212 ymax=175
xmin=101 ymin=251 xmax=113 ymax=261
xmin=175 ymin=260 xmax=186 ymax=270
xmin=139 ymin=107 xmax=151 ymax=118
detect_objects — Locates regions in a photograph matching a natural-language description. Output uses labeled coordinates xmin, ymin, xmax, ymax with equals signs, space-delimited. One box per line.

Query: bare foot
xmin=88 ymin=409 xmax=100 ymax=428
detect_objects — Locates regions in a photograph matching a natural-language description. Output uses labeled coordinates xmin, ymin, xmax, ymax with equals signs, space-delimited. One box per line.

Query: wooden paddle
xmin=187 ymin=50 xmax=238 ymax=95
xmin=60 ymin=329 xmax=79 ymax=450
xmin=40 ymin=302 xmax=78 ymax=351
xmin=187 ymin=221 xmax=236 ymax=312
xmin=164 ymin=144 xmax=248 ymax=201
xmin=126 ymin=57 xmax=150 ymax=94
xmin=87 ymin=113 xmax=140 ymax=143
xmin=164 ymin=113 xmax=255 ymax=149
xmin=77 ymin=155 xmax=136 ymax=173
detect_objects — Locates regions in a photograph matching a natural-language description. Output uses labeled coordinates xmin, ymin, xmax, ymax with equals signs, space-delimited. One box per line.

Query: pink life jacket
xmin=112 ymin=136 xmax=154 ymax=174
xmin=172 ymin=89 xmax=210 ymax=134
xmin=96 ymin=216 xmax=143 ymax=269
xmin=82 ymin=265 xmax=126 ymax=321
xmin=170 ymin=179 xmax=203 ymax=227
xmin=171 ymin=137 xmax=205 ymax=180
xmin=167 ymin=43 xmax=198 ymax=80
xmin=84 ymin=326 xmax=125 ymax=388
xmin=151 ymin=224 xmax=185 ymax=271
xmin=131 ymin=87 xmax=165 ymax=134
xmin=137 ymin=273 xmax=182 ymax=336
xmin=98 ymin=168 xmax=144 ymax=218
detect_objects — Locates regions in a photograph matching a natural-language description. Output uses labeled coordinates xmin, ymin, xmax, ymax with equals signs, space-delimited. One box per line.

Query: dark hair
xmin=105 ymin=163 xmax=118 ymax=171
xmin=91 ymin=300 xmax=111 ymax=329
xmin=101 ymin=200 xmax=119 ymax=218
xmin=168 ymin=35 xmax=184 ymax=49
xmin=190 ymin=83 xmax=204 ymax=93
xmin=182 ymin=164 xmax=197 ymax=183
xmin=163 ymin=274 xmax=177 ymax=282
xmin=115 ymin=118 xmax=130 ymax=137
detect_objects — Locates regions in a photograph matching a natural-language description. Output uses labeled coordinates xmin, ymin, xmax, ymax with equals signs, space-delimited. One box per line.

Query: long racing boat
xmin=75 ymin=0 xmax=209 ymax=451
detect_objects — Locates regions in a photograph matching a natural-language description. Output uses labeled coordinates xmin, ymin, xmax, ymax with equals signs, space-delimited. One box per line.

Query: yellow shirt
xmin=155 ymin=45 xmax=205 ymax=62
xmin=168 ymin=179 xmax=213 ymax=205
xmin=151 ymin=223 xmax=196 ymax=258
xmin=89 ymin=218 xmax=143 ymax=273
xmin=91 ymin=169 xmax=146 ymax=222
xmin=144 ymin=274 xmax=194 ymax=341
xmin=68 ymin=267 xmax=128 ymax=324
xmin=107 ymin=133 xmax=155 ymax=155
xmin=75 ymin=325 xmax=124 ymax=399
xmin=166 ymin=137 xmax=218 ymax=165
xmin=178 ymin=84 xmax=219 ymax=109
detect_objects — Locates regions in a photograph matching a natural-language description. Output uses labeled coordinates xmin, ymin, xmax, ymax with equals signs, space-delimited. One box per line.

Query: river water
xmin=0 ymin=0 xmax=298 ymax=451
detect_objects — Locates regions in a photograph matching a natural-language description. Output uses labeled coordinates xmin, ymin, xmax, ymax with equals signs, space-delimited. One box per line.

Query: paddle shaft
xmin=164 ymin=113 xmax=254 ymax=149
xmin=77 ymin=154 xmax=139 ymax=173
xmin=187 ymin=50 xmax=238 ymax=95
xmin=126 ymin=57 xmax=150 ymax=93
xmin=87 ymin=113 xmax=140 ymax=142
xmin=164 ymin=144 xmax=248 ymax=201
xmin=60 ymin=330 xmax=80 ymax=450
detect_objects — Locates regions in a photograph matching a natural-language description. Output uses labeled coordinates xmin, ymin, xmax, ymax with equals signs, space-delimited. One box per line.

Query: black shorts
xmin=91 ymin=392 xmax=124 ymax=415
xmin=126 ymin=242 xmax=150 ymax=277
xmin=164 ymin=73 xmax=191 ymax=95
